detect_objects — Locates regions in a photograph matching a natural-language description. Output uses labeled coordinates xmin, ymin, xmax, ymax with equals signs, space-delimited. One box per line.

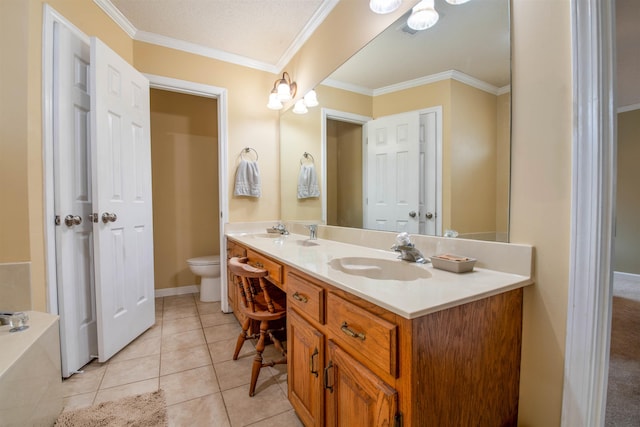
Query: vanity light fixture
xmin=267 ymin=71 xmax=297 ymax=110
xmin=446 ymin=0 xmax=471 ymax=4
xmin=369 ymin=0 xmax=402 ymax=14
xmin=407 ymin=0 xmax=439 ymax=30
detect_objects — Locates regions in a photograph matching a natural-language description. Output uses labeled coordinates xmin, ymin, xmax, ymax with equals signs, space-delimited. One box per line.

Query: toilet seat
xmin=187 ymin=255 xmax=220 ymax=266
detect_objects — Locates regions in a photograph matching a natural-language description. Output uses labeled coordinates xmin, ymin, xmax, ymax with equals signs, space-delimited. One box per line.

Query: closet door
xmin=90 ymin=37 xmax=155 ymax=362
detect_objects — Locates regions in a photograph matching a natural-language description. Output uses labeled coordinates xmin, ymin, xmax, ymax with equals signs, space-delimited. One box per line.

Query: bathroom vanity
xmin=225 ymin=227 xmax=533 ymax=426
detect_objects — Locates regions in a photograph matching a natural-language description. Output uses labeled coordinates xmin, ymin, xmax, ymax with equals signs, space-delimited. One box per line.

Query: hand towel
xmin=297 ymin=163 xmax=320 ymax=199
xmin=234 ymin=159 xmax=261 ymax=197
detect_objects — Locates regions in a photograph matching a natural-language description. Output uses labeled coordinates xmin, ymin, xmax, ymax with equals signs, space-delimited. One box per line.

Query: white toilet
xmin=187 ymin=255 xmax=221 ymax=302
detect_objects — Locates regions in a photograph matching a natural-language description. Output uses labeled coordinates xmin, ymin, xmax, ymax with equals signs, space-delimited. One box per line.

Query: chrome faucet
xmin=391 ymin=232 xmax=428 ymax=264
xmin=305 ymin=224 xmax=318 ymax=240
xmin=271 ymin=223 xmax=289 ymax=235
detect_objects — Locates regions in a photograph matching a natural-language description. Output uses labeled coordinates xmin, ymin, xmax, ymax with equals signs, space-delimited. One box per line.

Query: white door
xmin=418 ymin=110 xmax=439 ymax=236
xmin=53 ymin=23 xmax=97 ymax=377
xmin=364 ymin=112 xmax=420 ymax=233
xmin=90 ymin=37 xmax=155 ymax=362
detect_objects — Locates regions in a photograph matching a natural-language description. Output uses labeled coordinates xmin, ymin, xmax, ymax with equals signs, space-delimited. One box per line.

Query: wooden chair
xmin=228 ymin=256 xmax=287 ymax=396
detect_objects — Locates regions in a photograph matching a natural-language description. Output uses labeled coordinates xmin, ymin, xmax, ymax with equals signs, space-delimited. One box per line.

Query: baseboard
xmin=154 ymin=285 xmax=199 ymax=298
xmin=613 ymin=271 xmax=640 ymax=284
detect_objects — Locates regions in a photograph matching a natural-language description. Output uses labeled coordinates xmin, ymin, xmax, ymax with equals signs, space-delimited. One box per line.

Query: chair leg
xmin=233 ymin=317 xmax=251 ymax=360
xmin=249 ymin=320 xmax=268 ymax=397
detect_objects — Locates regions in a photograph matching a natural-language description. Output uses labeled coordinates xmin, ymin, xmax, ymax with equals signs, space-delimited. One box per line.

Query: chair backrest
xmin=228 ymin=257 xmax=279 ymax=313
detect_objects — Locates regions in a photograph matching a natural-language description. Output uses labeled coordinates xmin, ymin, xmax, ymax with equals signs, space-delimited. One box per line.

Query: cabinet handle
xmin=340 ymin=321 xmax=366 ymax=341
xmin=292 ymin=292 xmax=308 ymax=303
xmin=323 ymin=360 xmax=334 ymax=393
xmin=253 ymin=262 xmax=264 ymax=268
xmin=310 ymin=348 xmax=319 ymax=377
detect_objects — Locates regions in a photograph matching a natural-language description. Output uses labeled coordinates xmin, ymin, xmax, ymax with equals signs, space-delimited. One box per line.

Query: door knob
xmin=409 ymin=211 xmax=417 ymax=218
xmin=426 ymin=212 xmax=434 ymax=219
xmin=101 ymin=212 xmax=117 ymax=224
xmin=64 ymin=215 xmax=82 ymax=227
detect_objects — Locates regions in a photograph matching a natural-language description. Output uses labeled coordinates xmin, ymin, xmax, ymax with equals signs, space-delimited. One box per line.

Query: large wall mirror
xmin=280 ymin=0 xmax=511 ymax=242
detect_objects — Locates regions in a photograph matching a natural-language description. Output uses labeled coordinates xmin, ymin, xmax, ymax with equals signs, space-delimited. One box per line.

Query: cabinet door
xmin=325 ymin=340 xmax=398 ymax=427
xmin=288 ymin=309 xmax=325 ymax=427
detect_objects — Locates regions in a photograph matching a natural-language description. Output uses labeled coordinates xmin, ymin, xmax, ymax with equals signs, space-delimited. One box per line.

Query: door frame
xmin=320 ymin=108 xmax=371 ymax=226
xmin=43 ymin=5 xmax=230 ymax=314
xmin=561 ymin=0 xmax=616 ymax=425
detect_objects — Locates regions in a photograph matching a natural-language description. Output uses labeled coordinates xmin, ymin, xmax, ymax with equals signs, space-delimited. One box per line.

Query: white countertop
xmin=226 ymin=231 xmax=533 ymax=319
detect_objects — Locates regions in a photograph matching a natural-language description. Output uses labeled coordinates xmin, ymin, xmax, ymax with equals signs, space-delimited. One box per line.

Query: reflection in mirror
xmin=280 ymin=0 xmax=511 ymax=242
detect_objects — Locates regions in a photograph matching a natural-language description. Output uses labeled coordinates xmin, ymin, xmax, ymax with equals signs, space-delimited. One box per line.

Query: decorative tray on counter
xmin=430 ymin=254 xmax=477 ymax=273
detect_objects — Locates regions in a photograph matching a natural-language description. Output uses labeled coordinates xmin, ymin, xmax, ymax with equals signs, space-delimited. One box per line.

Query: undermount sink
xmin=328 ymin=257 xmax=432 ymax=281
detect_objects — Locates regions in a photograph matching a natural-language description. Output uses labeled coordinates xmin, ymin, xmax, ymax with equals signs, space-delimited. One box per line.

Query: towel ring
xmin=300 ymin=152 xmax=315 ymax=165
xmin=242 ymin=147 xmax=259 ymax=161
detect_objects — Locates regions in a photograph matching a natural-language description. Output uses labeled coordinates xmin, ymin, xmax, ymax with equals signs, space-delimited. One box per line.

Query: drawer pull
xmin=310 ymin=347 xmax=319 ymax=377
xmin=323 ymin=361 xmax=334 ymax=393
xmin=340 ymin=322 xmax=366 ymax=341
xmin=292 ymin=292 xmax=308 ymax=303
xmin=253 ymin=262 xmax=264 ymax=268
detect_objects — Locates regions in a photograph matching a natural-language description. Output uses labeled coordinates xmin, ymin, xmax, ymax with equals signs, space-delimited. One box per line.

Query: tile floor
xmin=61 ymin=293 xmax=303 ymax=427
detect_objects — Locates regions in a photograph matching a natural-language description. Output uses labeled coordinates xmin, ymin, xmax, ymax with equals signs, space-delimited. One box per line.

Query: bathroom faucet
xmin=305 ymin=224 xmax=318 ymax=240
xmin=391 ymin=232 xmax=428 ymax=264
xmin=271 ymin=223 xmax=289 ymax=235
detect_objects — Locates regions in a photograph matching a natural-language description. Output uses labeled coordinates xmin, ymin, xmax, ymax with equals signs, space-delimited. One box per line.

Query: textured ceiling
xmin=108 ymin=0 xmax=331 ymax=71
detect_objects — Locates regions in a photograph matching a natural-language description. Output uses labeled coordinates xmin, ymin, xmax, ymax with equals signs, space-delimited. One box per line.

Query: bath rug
xmin=54 ymin=390 xmax=167 ymax=427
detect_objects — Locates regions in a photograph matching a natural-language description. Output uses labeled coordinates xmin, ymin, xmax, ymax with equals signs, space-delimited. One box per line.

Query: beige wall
xmin=510 ymin=0 xmax=572 ymax=425
xmin=150 ymin=89 xmax=219 ymax=290
xmin=450 ymin=80 xmax=498 ymax=235
xmin=615 ymin=109 xmax=640 ymax=274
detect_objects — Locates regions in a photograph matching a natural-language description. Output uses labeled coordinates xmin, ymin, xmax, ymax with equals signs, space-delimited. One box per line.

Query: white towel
xmin=234 ymin=159 xmax=261 ymax=197
xmin=297 ymin=163 xmax=320 ymax=199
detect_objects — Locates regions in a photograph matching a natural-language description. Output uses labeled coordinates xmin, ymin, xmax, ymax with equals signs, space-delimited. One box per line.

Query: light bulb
xmin=369 ymin=0 xmax=401 ymax=14
xmin=267 ymin=92 xmax=283 ymax=110
xmin=407 ymin=0 xmax=439 ymax=31
xmin=303 ymin=90 xmax=318 ymax=107
xmin=293 ymin=100 xmax=308 ymax=114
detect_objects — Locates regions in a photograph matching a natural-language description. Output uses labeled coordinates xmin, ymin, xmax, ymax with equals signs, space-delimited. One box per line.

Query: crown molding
xmin=321 ymin=78 xmax=374 ymax=96
xmin=617 ymin=102 xmax=640 ymax=113
xmin=324 ymin=70 xmax=503 ymax=98
xmin=93 ymin=0 xmax=136 ymax=37
xmin=135 ymin=30 xmax=279 ymax=73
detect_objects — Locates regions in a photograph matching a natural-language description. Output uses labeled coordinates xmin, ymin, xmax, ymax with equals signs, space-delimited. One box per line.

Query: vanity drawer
xmin=227 ymin=240 xmax=247 ymax=258
xmin=326 ymin=292 xmax=397 ymax=378
xmin=247 ymin=249 xmax=283 ymax=287
xmin=287 ymin=272 xmax=324 ymax=324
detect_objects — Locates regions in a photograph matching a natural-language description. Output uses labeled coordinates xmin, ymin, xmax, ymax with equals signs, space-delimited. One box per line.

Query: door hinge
xmin=394 ymin=412 xmax=403 ymax=427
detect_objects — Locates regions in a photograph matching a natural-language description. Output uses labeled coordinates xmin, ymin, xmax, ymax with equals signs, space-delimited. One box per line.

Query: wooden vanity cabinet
xmin=286 ymin=267 xmax=523 ymax=427
xmin=226 ymin=240 xmax=524 ymax=426
xmin=287 ymin=270 xmax=400 ymax=427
